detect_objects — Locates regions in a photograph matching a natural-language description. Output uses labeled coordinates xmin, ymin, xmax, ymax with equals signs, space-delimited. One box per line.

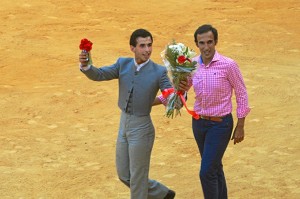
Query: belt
xmin=200 ymin=114 xmax=229 ymax=122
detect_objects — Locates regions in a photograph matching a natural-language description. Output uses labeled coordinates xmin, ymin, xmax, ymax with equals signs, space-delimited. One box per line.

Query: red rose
xmin=177 ymin=55 xmax=186 ymax=64
xmin=79 ymin=38 xmax=93 ymax=52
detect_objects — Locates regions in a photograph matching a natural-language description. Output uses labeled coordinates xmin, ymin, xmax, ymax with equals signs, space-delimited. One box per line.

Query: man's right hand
xmin=178 ymin=79 xmax=191 ymax=92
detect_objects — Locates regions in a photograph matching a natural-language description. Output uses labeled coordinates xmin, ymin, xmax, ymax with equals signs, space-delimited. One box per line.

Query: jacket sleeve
xmin=159 ymin=68 xmax=172 ymax=91
xmin=81 ymin=58 xmax=121 ymax=81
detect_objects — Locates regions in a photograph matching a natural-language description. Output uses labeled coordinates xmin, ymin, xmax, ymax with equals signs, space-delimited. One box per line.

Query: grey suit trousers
xmin=116 ymin=112 xmax=169 ymax=199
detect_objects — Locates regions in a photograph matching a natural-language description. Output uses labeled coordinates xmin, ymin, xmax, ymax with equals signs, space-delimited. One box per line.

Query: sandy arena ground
xmin=1 ymin=0 xmax=300 ymax=198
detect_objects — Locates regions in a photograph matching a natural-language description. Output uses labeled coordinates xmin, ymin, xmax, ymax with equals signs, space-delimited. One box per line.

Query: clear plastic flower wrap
xmin=161 ymin=40 xmax=198 ymax=118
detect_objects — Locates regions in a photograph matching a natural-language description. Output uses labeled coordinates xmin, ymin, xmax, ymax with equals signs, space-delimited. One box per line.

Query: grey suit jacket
xmin=81 ymin=57 xmax=172 ymax=116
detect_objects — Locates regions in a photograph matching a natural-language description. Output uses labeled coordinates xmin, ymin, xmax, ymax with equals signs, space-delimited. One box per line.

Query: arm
xmin=79 ymin=51 xmax=120 ymax=81
xmin=227 ymin=62 xmax=251 ymax=118
xmin=154 ymin=68 xmax=172 ymax=106
xmin=228 ymin=62 xmax=250 ymax=144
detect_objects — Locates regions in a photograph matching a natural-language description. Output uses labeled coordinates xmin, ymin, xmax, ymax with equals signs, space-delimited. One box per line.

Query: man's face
xmin=196 ymin=31 xmax=217 ymax=64
xmin=130 ymin=36 xmax=152 ymax=64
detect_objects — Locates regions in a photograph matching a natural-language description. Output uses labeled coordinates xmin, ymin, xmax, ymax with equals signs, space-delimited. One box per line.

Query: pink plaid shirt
xmin=191 ymin=51 xmax=250 ymax=118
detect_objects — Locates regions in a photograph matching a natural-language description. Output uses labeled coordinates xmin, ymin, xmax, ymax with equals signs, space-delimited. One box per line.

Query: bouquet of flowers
xmin=161 ymin=40 xmax=198 ymax=118
xmin=79 ymin=38 xmax=93 ymax=65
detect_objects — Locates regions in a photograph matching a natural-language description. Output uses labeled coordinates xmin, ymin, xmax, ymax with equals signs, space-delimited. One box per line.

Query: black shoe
xmin=164 ymin=189 xmax=176 ymax=199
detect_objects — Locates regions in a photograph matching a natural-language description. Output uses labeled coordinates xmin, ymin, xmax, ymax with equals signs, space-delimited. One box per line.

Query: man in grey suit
xmin=79 ymin=29 xmax=175 ymax=199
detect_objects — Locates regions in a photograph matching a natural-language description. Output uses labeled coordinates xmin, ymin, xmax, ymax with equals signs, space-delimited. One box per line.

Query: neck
xmin=200 ymin=56 xmax=212 ymax=66
xmin=203 ymin=58 xmax=212 ymax=66
xmin=135 ymin=59 xmax=149 ymax=65
xmin=201 ymin=51 xmax=215 ymax=66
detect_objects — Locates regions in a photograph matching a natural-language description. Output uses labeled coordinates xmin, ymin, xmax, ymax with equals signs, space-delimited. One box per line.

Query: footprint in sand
xmin=73 ymin=123 xmax=84 ymax=128
xmin=75 ymin=167 xmax=85 ymax=171
xmin=27 ymin=120 xmax=38 ymax=125
xmin=1 ymin=84 xmax=14 ymax=88
xmin=264 ymin=116 xmax=272 ymax=119
xmin=13 ymin=145 xmax=31 ymax=151
xmin=252 ymin=174 xmax=264 ymax=182
xmin=43 ymin=158 xmax=53 ymax=163
xmin=156 ymin=162 xmax=166 ymax=166
xmin=232 ymin=43 xmax=243 ymax=47
xmin=84 ymin=162 xmax=100 ymax=167
xmin=14 ymin=145 xmax=24 ymax=150
xmin=249 ymin=118 xmax=260 ymax=122
xmin=73 ymin=90 xmax=82 ymax=95
xmin=163 ymin=173 xmax=177 ymax=178
xmin=22 ymin=3 xmax=31 ymax=8
xmin=173 ymin=139 xmax=184 ymax=144
xmin=53 ymin=92 xmax=64 ymax=97
xmin=16 ymin=168 xmax=26 ymax=172
xmin=48 ymin=163 xmax=61 ymax=168
xmin=273 ymin=150 xmax=290 ymax=156
xmin=274 ymin=124 xmax=285 ymax=128
xmin=84 ymin=162 xmax=102 ymax=170
xmin=288 ymin=49 xmax=299 ymax=53
xmin=3 ymin=150 xmax=17 ymax=154
xmin=47 ymin=16 xmax=58 ymax=20
xmin=51 ymin=139 xmax=62 ymax=144
xmin=7 ymin=14 xmax=16 ymax=20
xmin=72 ymin=123 xmax=88 ymax=132
xmin=180 ymin=154 xmax=191 ymax=158
xmin=47 ymin=124 xmax=58 ymax=129
xmin=35 ymin=138 xmax=47 ymax=142
xmin=243 ymin=77 xmax=250 ymax=82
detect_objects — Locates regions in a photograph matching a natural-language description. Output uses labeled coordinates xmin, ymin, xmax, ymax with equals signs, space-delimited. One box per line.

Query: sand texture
xmin=0 ymin=0 xmax=299 ymax=198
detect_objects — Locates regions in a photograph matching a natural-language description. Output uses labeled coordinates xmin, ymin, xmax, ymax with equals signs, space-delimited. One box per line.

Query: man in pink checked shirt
xmin=179 ymin=24 xmax=251 ymax=199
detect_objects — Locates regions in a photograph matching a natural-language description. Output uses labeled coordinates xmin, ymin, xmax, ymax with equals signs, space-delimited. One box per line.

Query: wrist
xmin=79 ymin=63 xmax=91 ymax=71
xmin=80 ymin=63 xmax=88 ymax=67
xmin=237 ymin=123 xmax=244 ymax=127
xmin=237 ymin=117 xmax=245 ymax=127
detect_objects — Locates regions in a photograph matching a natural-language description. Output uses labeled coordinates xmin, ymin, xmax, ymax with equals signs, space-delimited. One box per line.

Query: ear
xmin=195 ymin=42 xmax=199 ymax=48
xmin=215 ymin=40 xmax=218 ymax=45
xmin=130 ymin=45 xmax=135 ymax=53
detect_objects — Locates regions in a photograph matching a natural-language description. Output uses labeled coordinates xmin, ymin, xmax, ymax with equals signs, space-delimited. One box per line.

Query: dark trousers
xmin=192 ymin=114 xmax=233 ymax=199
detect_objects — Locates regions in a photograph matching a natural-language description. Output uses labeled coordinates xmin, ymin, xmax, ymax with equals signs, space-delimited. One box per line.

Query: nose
xmin=203 ymin=43 xmax=209 ymax=50
xmin=145 ymin=46 xmax=150 ymax=52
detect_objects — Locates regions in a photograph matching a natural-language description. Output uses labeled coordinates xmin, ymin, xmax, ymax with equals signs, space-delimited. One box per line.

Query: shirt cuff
xmin=79 ymin=63 xmax=91 ymax=71
xmin=158 ymin=94 xmax=168 ymax=106
xmin=237 ymin=107 xmax=251 ymax=118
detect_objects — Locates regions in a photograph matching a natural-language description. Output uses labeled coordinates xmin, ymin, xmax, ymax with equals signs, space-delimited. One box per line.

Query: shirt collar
xmin=200 ymin=51 xmax=220 ymax=67
xmin=134 ymin=59 xmax=150 ymax=71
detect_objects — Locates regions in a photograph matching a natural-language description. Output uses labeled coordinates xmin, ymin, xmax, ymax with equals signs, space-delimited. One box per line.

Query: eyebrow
xmin=139 ymin=42 xmax=152 ymax=46
xmin=199 ymin=39 xmax=213 ymax=43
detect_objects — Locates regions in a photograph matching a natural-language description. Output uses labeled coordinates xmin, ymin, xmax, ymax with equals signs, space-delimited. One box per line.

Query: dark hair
xmin=194 ymin=24 xmax=218 ymax=43
xmin=130 ymin=29 xmax=153 ymax=47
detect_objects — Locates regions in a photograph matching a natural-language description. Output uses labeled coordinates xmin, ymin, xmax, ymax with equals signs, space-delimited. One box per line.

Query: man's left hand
xmin=231 ymin=125 xmax=245 ymax=144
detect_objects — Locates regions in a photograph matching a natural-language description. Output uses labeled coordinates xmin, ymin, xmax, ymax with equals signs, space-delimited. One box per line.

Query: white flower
xmin=168 ymin=43 xmax=185 ymax=54
xmin=161 ymin=40 xmax=199 ymax=118
xmin=187 ymin=48 xmax=197 ymax=57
